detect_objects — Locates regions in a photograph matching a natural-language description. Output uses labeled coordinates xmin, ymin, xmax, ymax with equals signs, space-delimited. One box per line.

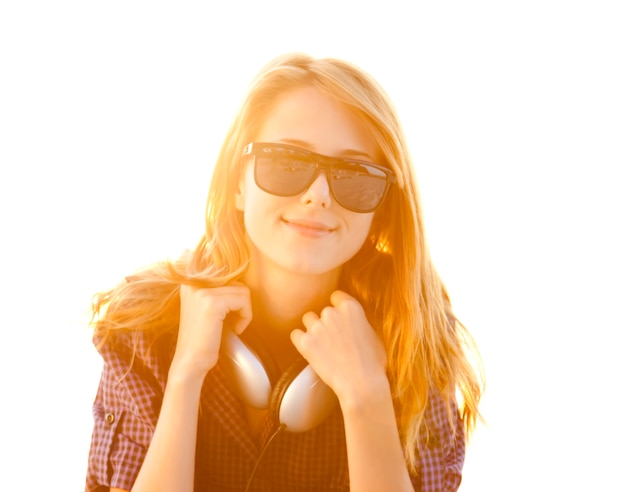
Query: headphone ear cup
xmin=239 ymin=328 xmax=281 ymax=384
xmin=220 ymin=329 xmax=278 ymax=408
xmin=268 ymin=357 xmax=338 ymax=433
xmin=268 ymin=356 xmax=309 ymax=426
xmin=222 ymin=329 xmax=338 ymax=432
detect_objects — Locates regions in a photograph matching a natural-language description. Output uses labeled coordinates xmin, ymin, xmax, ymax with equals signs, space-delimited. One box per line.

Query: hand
xmin=172 ymin=283 xmax=252 ymax=379
xmin=290 ymin=290 xmax=388 ymax=406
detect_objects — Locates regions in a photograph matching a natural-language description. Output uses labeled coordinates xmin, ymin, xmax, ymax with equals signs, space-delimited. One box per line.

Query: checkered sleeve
xmin=85 ymin=332 xmax=167 ymax=491
xmin=411 ymin=392 xmax=466 ymax=492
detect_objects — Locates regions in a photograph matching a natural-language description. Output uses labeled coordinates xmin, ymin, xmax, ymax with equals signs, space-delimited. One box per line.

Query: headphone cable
xmin=244 ymin=423 xmax=286 ymax=492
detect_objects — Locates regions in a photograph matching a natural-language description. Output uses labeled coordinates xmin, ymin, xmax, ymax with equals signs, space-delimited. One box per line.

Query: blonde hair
xmin=92 ymin=53 xmax=484 ymax=472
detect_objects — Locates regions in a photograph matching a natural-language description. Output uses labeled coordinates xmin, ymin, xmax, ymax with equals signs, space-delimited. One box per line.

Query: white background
xmin=1 ymin=1 xmax=625 ymax=490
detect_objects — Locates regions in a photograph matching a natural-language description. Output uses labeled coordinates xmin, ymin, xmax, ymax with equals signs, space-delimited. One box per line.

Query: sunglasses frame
xmin=242 ymin=142 xmax=396 ymax=213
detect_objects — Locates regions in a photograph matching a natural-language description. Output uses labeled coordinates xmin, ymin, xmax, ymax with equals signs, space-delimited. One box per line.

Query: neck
xmin=242 ymin=262 xmax=341 ymax=369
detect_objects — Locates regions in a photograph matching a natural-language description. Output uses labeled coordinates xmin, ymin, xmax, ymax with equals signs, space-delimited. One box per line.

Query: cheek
xmin=241 ymin=190 xmax=284 ymax=237
xmin=355 ymin=213 xmax=375 ymax=236
xmin=346 ymin=213 xmax=375 ymax=250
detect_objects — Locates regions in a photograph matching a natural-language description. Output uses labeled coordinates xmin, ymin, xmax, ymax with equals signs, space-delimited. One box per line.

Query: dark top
xmin=85 ymin=330 xmax=465 ymax=491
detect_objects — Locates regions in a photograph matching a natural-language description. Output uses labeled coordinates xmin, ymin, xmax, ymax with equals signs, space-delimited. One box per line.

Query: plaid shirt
xmin=86 ymin=330 xmax=465 ymax=491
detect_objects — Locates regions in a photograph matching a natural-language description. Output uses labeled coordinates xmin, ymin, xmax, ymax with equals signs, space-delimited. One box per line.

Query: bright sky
xmin=1 ymin=1 xmax=625 ymax=490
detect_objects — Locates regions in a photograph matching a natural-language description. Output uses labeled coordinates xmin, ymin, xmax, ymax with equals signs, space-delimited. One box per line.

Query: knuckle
xmin=307 ymin=318 xmax=324 ymax=335
xmin=320 ymin=306 xmax=334 ymax=319
xmin=344 ymin=298 xmax=363 ymax=315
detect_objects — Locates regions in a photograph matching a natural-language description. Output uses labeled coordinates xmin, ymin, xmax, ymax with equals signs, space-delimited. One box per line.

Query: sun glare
xmin=4 ymin=2 xmax=623 ymax=491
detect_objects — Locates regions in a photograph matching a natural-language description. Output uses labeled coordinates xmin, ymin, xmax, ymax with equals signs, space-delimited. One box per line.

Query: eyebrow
xmin=276 ymin=138 xmax=376 ymax=162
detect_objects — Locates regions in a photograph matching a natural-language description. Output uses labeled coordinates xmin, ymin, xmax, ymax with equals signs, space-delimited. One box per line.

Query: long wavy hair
xmin=91 ymin=53 xmax=484 ymax=472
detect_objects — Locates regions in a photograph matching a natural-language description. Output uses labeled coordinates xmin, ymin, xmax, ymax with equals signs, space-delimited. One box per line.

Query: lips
xmin=282 ymin=217 xmax=336 ymax=237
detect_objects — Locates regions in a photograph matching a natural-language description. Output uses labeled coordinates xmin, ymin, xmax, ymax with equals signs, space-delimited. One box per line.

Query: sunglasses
xmin=242 ymin=142 xmax=396 ymax=213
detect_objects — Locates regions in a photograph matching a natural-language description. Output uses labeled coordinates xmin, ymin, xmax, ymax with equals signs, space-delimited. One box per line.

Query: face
xmin=235 ymin=85 xmax=382 ymax=279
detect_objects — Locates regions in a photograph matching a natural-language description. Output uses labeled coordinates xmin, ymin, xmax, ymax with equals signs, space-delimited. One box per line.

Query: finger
xmin=301 ymin=311 xmax=319 ymax=329
xmin=330 ymin=290 xmax=356 ymax=306
xmin=225 ymin=293 xmax=253 ymax=335
xmin=231 ymin=305 xmax=253 ymax=335
xmin=208 ymin=284 xmax=251 ymax=297
xmin=290 ymin=328 xmax=306 ymax=351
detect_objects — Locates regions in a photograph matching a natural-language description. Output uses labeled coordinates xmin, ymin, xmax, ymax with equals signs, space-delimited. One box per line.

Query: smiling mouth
xmin=282 ymin=218 xmax=336 ymax=236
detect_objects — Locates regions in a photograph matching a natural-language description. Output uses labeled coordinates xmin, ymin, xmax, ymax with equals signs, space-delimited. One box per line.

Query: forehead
xmin=253 ymin=85 xmax=382 ymax=163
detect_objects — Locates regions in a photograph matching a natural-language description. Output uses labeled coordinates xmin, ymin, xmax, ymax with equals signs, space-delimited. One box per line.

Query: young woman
xmin=85 ymin=53 xmax=483 ymax=492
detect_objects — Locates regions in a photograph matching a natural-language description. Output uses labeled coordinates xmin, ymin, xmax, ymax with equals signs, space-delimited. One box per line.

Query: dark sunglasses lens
xmin=330 ymin=164 xmax=388 ymax=212
xmin=255 ymin=151 xmax=316 ymax=196
xmin=251 ymin=145 xmax=390 ymax=212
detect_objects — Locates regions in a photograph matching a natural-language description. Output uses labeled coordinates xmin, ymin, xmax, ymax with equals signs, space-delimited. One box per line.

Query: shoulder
xmin=97 ymin=327 xmax=174 ymax=376
xmin=94 ymin=329 xmax=175 ymax=424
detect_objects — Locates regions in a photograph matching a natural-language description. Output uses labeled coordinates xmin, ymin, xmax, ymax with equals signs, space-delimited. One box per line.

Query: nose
xmin=300 ymin=170 xmax=331 ymax=209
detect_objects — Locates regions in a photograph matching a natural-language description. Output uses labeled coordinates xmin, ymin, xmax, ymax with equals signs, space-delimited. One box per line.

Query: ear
xmin=234 ymin=181 xmax=246 ymax=211
xmin=235 ymin=160 xmax=251 ymax=211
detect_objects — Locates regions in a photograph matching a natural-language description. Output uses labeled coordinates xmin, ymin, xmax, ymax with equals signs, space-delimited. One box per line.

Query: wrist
xmin=336 ymin=373 xmax=392 ymax=415
xmin=168 ymin=356 xmax=215 ymax=387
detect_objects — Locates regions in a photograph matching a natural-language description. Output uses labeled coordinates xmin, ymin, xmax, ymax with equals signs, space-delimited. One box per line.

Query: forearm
xmin=340 ymin=377 xmax=414 ymax=492
xmin=131 ymin=368 xmax=205 ymax=492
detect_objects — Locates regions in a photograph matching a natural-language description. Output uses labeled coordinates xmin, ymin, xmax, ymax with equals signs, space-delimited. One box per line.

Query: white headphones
xmin=220 ymin=329 xmax=338 ymax=432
